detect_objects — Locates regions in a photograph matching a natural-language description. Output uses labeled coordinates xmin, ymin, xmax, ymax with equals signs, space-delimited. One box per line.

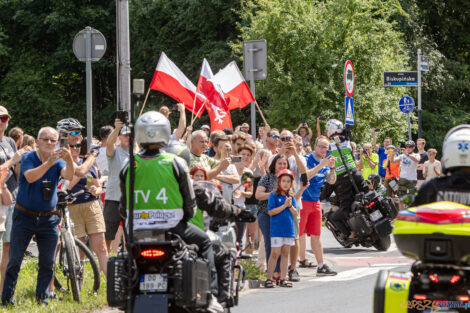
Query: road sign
xmin=383 ymin=71 xmax=418 ymax=87
xmin=420 ymin=55 xmax=429 ymax=71
xmin=345 ymin=97 xmax=354 ymax=125
xmin=243 ymin=40 xmax=267 ymax=81
xmin=399 ymin=96 xmax=414 ymax=114
xmin=73 ymin=27 xmax=107 ymax=62
xmin=344 ymin=60 xmax=355 ymax=97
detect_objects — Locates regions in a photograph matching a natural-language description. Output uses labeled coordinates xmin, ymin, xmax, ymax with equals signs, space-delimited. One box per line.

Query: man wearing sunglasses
xmin=2 ymin=126 xmax=74 ymax=305
xmin=264 ymin=127 xmax=280 ymax=155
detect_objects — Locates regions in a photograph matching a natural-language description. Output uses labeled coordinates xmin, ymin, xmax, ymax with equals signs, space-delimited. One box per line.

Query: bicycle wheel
xmin=74 ymin=237 xmax=100 ymax=293
xmin=64 ymin=231 xmax=81 ymax=302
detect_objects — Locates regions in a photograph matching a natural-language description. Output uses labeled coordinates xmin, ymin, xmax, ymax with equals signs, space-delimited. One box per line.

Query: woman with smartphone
xmin=67 ymin=139 xmax=108 ymax=276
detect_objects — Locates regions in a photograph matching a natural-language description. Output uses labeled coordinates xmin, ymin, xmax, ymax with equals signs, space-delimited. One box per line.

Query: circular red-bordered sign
xmin=344 ymin=60 xmax=355 ymax=97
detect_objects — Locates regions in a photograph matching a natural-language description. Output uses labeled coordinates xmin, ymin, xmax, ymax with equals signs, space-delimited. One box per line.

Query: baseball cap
xmin=0 ymin=106 xmax=11 ymax=119
xmin=201 ymin=125 xmax=210 ymax=131
xmin=120 ymin=126 xmax=131 ymax=135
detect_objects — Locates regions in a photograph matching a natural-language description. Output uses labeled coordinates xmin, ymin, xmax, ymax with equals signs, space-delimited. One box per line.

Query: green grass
xmin=0 ymin=256 xmax=107 ymax=313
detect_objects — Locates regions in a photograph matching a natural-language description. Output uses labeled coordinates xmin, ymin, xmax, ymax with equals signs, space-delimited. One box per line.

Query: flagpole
xmin=254 ymin=100 xmax=269 ymax=126
xmin=190 ymin=92 xmax=197 ymax=125
xmin=138 ymin=88 xmax=152 ymax=117
xmin=191 ymin=102 xmax=206 ymax=127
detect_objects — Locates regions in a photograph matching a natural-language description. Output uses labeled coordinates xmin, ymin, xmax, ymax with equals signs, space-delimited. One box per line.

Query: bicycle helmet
xmin=325 ymin=119 xmax=343 ymax=139
xmin=442 ymin=124 xmax=470 ymax=173
xmin=162 ymin=140 xmax=190 ymax=167
xmin=405 ymin=140 xmax=415 ymax=147
xmin=56 ymin=118 xmax=84 ymax=133
xmin=135 ymin=111 xmax=171 ymax=147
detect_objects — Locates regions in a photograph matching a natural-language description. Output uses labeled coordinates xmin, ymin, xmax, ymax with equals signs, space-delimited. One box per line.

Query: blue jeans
xmin=2 ymin=209 xmax=60 ymax=304
xmin=257 ymin=212 xmax=280 ymax=273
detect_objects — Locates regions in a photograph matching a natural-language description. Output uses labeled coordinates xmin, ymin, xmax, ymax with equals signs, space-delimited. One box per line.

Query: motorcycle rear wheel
xmin=373 ymin=235 xmax=391 ymax=251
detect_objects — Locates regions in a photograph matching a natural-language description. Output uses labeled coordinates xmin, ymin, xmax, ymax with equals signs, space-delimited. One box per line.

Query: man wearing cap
xmin=0 ymin=106 xmax=32 ymax=295
xmin=104 ymin=118 xmax=131 ymax=250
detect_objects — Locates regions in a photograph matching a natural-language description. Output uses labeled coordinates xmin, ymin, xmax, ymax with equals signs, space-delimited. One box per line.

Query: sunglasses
xmin=69 ymin=131 xmax=81 ymax=136
xmin=69 ymin=144 xmax=81 ymax=149
xmin=280 ymin=136 xmax=292 ymax=142
xmin=271 ymin=134 xmax=280 ymax=139
xmin=0 ymin=116 xmax=9 ymax=123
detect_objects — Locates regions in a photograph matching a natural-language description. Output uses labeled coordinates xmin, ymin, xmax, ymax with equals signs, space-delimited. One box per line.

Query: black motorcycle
xmin=323 ymin=190 xmax=398 ymax=251
xmin=323 ymin=136 xmax=399 ymax=251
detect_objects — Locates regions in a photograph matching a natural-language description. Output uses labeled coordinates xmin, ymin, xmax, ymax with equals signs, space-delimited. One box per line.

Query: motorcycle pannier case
xmin=174 ymin=257 xmax=211 ymax=309
xmin=393 ymin=201 xmax=470 ymax=264
xmin=373 ymin=270 xmax=411 ymax=313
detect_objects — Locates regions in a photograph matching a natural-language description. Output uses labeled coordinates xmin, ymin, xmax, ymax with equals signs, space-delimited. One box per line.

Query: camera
xmin=231 ymin=156 xmax=242 ymax=163
xmin=42 ymin=180 xmax=53 ymax=202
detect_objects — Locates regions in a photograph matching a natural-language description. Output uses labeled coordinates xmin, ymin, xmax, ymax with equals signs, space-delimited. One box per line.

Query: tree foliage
xmin=235 ymin=0 xmax=414 ymax=144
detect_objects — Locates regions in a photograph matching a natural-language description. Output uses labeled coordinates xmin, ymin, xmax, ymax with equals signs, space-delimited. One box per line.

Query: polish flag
xmin=197 ymin=59 xmax=229 ymax=112
xmin=213 ymin=61 xmax=255 ymax=110
xmin=149 ymin=52 xmax=206 ymax=117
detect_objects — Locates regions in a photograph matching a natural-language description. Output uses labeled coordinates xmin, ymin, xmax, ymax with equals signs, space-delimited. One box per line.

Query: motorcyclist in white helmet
xmin=324 ymin=119 xmax=369 ymax=238
xmin=118 ymin=111 xmax=224 ymax=313
xmin=413 ymin=125 xmax=470 ymax=206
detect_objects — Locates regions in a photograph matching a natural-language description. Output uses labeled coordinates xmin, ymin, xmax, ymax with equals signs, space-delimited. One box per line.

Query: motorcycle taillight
xmin=140 ymin=249 xmax=165 ymax=258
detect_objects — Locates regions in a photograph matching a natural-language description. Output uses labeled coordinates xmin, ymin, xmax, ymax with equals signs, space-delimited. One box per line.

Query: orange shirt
xmin=383 ymin=159 xmax=400 ymax=179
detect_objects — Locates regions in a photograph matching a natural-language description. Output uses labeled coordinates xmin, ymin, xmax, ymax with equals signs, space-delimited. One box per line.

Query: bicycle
xmin=54 ymin=190 xmax=100 ymax=302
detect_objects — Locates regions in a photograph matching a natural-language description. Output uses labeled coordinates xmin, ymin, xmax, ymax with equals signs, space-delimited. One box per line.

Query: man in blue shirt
xmin=2 ymin=127 xmax=74 ymax=305
xmin=299 ymin=136 xmax=337 ymax=276
xmin=372 ymin=128 xmax=394 ymax=179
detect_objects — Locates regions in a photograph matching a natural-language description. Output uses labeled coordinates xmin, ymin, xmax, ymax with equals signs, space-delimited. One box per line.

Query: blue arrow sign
xmin=345 ymin=96 xmax=354 ymax=125
xmin=399 ymin=96 xmax=414 ymax=114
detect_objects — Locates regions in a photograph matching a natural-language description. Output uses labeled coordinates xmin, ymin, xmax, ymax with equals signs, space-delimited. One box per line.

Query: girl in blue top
xmin=266 ymin=169 xmax=299 ymax=288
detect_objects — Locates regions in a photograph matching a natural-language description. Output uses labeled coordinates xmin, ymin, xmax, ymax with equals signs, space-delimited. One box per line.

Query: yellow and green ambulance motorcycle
xmin=373 ymin=201 xmax=470 ymax=313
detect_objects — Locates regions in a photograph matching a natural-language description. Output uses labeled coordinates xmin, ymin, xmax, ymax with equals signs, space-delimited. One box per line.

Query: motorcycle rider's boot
xmin=207 ymin=294 xmax=224 ymax=313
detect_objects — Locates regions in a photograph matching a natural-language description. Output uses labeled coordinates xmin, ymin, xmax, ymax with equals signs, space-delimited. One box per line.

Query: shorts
xmin=245 ymin=204 xmax=258 ymax=216
xmin=68 ymin=200 xmax=106 ymax=238
xmin=3 ymin=202 xmax=14 ymax=243
xmin=104 ymin=200 xmax=121 ymax=241
xmin=271 ymin=237 xmax=295 ymax=248
xmin=300 ymin=201 xmax=322 ymax=236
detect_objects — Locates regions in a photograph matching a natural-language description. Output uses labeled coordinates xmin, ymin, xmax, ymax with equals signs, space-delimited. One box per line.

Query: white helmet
xmin=442 ymin=124 xmax=470 ymax=173
xmin=326 ymin=119 xmax=343 ymax=138
xmin=135 ymin=111 xmax=171 ymax=147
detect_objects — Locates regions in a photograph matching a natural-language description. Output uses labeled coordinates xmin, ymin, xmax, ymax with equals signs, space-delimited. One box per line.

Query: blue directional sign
xmin=399 ymin=96 xmax=414 ymax=114
xmin=345 ymin=96 xmax=354 ymax=125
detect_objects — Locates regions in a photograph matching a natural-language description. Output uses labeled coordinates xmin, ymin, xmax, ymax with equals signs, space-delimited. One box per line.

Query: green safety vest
xmin=126 ymin=153 xmax=184 ymax=230
xmin=330 ymin=140 xmax=356 ymax=176
xmin=189 ymin=208 xmax=204 ymax=231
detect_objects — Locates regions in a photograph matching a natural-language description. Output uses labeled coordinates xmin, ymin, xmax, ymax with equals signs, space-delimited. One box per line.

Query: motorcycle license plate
xmin=139 ymin=274 xmax=168 ymax=292
xmin=370 ymin=210 xmax=383 ymax=222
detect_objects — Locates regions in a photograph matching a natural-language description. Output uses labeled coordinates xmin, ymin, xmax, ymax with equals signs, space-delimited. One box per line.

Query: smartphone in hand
xmin=232 ymin=156 xmax=242 ymax=163
xmin=60 ymin=137 xmax=68 ymax=149
xmin=116 ymin=110 xmax=128 ymax=123
xmin=302 ymin=118 xmax=306 ymax=125
xmin=319 ymin=117 xmax=326 ymax=121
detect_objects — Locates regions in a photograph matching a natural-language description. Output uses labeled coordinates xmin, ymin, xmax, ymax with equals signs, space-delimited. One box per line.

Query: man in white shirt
xmin=392 ymin=140 xmax=420 ymax=200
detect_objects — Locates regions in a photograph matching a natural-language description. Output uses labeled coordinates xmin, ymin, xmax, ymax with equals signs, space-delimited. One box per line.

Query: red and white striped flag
xmin=149 ymin=52 xmax=206 ymax=117
xmin=213 ymin=61 xmax=255 ymax=110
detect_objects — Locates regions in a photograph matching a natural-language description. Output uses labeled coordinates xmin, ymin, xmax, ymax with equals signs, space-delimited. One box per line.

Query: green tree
xmin=235 ymin=0 xmax=414 ymax=144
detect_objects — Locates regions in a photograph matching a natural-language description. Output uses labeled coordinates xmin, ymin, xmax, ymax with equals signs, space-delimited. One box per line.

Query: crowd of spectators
xmin=0 ymin=101 xmax=444 ymax=301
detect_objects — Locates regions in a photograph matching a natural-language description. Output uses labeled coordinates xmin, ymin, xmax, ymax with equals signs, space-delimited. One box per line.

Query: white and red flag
xmin=197 ymin=59 xmax=232 ymax=131
xmin=213 ymin=61 xmax=255 ymax=110
xmin=149 ymin=52 xmax=206 ymax=117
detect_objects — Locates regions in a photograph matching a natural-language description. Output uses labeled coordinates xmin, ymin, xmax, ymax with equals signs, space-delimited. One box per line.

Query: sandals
xmin=264 ymin=279 xmax=275 ymax=288
xmin=279 ymin=279 xmax=293 ymax=288
xmin=299 ymin=259 xmax=317 ymax=268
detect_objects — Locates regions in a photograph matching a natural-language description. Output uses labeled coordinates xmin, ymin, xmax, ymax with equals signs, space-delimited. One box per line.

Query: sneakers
xmin=288 ymin=268 xmax=300 ymax=282
xmin=207 ymin=294 xmax=224 ymax=313
xmin=317 ymin=264 xmax=337 ymax=276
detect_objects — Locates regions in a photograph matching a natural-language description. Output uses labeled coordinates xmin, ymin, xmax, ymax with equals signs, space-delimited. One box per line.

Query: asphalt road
xmin=232 ymin=227 xmax=412 ymax=313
